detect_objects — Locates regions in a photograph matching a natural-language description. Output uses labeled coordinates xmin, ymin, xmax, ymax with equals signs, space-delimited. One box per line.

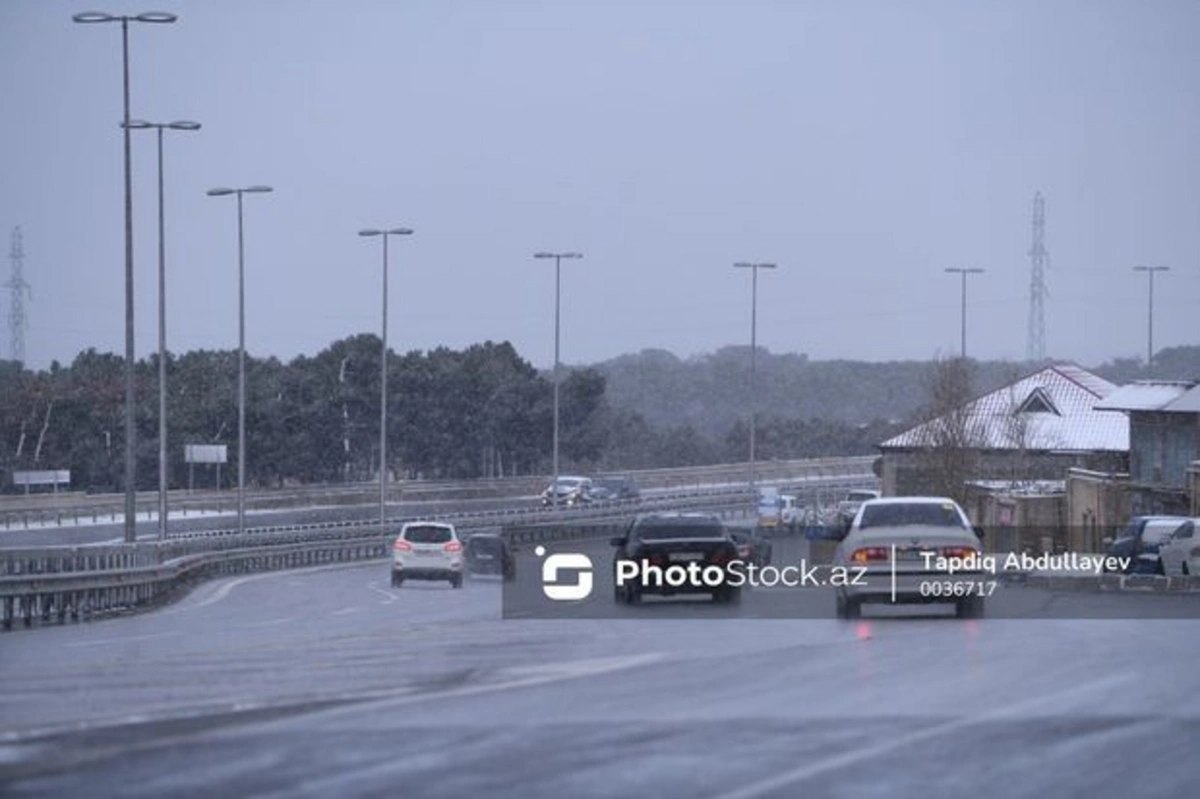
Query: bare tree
xmin=910 ymin=357 xmax=984 ymax=504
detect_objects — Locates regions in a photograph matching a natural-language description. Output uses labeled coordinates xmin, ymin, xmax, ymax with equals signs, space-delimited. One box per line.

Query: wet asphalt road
xmin=2 ymin=535 xmax=1198 ymax=799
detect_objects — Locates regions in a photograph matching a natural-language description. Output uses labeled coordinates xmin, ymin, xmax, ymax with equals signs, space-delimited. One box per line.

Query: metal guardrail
xmin=0 ymin=455 xmax=878 ymax=529
xmin=0 ymin=466 xmax=878 ymax=630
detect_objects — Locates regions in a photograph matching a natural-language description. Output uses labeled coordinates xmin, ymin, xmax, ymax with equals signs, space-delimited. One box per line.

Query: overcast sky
xmin=2 ymin=0 xmax=1198 ymax=373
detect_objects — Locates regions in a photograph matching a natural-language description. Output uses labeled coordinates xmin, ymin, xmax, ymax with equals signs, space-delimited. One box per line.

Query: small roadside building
xmin=879 ymin=364 xmax=1129 ymax=498
xmin=1093 ymin=380 xmax=1200 ymax=515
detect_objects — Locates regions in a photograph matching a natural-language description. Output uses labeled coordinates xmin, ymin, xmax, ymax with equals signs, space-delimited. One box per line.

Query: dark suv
xmin=594 ymin=475 xmax=641 ymax=500
xmin=464 ymin=533 xmax=516 ymax=581
xmin=1105 ymin=516 xmax=1188 ymax=574
xmin=610 ymin=512 xmax=741 ymax=604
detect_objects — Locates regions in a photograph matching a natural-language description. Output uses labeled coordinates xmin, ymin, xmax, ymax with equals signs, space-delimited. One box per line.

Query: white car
xmin=1158 ymin=518 xmax=1200 ymax=577
xmin=391 ymin=522 xmax=464 ymax=588
xmin=540 ymin=475 xmax=594 ymax=506
xmin=780 ymin=495 xmax=803 ymax=530
xmin=833 ymin=496 xmax=986 ymax=619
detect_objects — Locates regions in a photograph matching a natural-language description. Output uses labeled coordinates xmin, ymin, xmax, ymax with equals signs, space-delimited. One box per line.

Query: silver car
xmin=833 ymin=496 xmax=986 ymax=619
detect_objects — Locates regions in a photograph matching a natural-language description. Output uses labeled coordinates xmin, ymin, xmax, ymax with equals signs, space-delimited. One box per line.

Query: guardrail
xmin=0 ymin=455 xmax=878 ymax=530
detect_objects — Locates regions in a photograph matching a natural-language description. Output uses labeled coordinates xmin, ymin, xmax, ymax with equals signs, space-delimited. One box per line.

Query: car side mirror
xmin=973 ymin=526 xmax=985 ymax=538
xmin=610 ymin=537 xmax=626 ymax=547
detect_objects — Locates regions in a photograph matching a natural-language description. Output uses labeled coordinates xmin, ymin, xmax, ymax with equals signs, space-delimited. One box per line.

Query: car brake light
xmin=851 ymin=547 xmax=888 ymax=563
xmin=394 ymin=539 xmax=412 ymax=552
xmin=711 ymin=549 xmax=730 ymax=565
xmin=444 ymin=540 xmax=463 ymax=553
xmin=941 ymin=546 xmax=979 ymax=558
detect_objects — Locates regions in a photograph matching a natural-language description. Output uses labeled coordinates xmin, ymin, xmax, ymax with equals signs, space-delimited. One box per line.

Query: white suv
xmin=391 ymin=522 xmax=464 ymax=588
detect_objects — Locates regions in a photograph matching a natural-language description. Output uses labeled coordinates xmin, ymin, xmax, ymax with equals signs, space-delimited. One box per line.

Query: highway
xmin=2 ymin=535 xmax=1198 ymax=798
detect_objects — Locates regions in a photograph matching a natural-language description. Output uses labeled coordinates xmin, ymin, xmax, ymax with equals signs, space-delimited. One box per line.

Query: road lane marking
xmin=367 ymin=582 xmax=399 ymax=604
xmin=329 ymin=607 xmax=365 ymax=617
xmin=64 ymin=632 xmax=181 ymax=649
xmin=161 ymin=561 xmax=381 ymax=613
xmin=711 ymin=674 xmax=1135 ymax=799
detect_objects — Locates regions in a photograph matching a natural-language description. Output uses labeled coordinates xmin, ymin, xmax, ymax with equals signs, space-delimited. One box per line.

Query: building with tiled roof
xmin=878 ymin=364 xmax=1129 ymax=497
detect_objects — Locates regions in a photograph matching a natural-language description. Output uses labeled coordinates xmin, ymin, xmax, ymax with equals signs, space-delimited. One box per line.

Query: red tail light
xmin=851 ymin=547 xmax=889 ymax=563
xmin=711 ymin=549 xmax=730 ymax=566
xmin=444 ymin=540 xmax=463 ymax=553
xmin=941 ymin=546 xmax=979 ymax=559
xmin=394 ymin=539 xmax=412 ymax=552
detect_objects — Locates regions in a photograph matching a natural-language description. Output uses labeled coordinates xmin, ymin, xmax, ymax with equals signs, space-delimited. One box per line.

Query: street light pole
xmin=207 ymin=185 xmax=273 ymax=535
xmin=534 ymin=251 xmax=583 ymax=505
xmin=125 ymin=120 xmax=200 ymax=540
xmin=73 ymin=9 xmax=178 ymax=544
xmin=734 ymin=262 xmax=777 ymax=495
xmin=359 ymin=227 xmax=414 ymax=538
xmin=1133 ymin=265 xmax=1169 ymax=374
xmin=944 ymin=267 xmax=985 ymax=358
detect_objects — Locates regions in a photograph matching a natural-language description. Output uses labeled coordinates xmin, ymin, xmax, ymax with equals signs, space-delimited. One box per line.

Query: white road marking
xmin=64 ymin=632 xmax=181 ymax=649
xmin=243 ymin=617 xmax=296 ymax=628
xmin=711 ymin=674 xmax=1135 ymax=799
xmin=254 ymin=653 xmax=665 ymax=799
xmin=329 ymin=606 xmax=364 ymax=617
xmin=367 ymin=582 xmax=399 ymax=604
xmin=162 ymin=561 xmax=381 ymax=613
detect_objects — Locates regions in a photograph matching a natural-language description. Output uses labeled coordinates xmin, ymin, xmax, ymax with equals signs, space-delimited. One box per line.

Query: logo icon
xmin=536 ymin=545 xmax=594 ymax=600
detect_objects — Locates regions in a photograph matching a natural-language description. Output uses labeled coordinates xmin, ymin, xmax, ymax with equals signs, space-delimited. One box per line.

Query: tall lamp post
xmin=359 ymin=227 xmax=414 ymax=538
xmin=126 ymin=119 xmax=200 ymax=540
xmin=73 ymin=9 xmax=178 ymax=544
xmin=944 ymin=267 xmax=985 ymax=358
xmin=534 ymin=251 xmax=583 ymax=505
xmin=207 ymin=185 xmax=273 ymax=535
xmin=734 ymin=261 xmax=777 ymax=495
xmin=1133 ymin=265 xmax=1169 ymax=375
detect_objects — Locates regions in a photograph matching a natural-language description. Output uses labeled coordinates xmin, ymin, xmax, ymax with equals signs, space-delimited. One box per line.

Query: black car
xmin=594 ymin=475 xmax=641 ymax=500
xmin=1105 ymin=516 xmax=1188 ymax=574
xmin=464 ymin=533 xmax=516 ymax=581
xmin=729 ymin=528 xmax=772 ymax=567
xmin=610 ymin=512 xmax=741 ymax=604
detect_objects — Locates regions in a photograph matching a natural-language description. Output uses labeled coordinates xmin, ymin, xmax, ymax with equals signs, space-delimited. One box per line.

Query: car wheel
xmin=450 ymin=574 xmax=463 ymax=589
xmin=626 ymin=585 xmax=642 ymax=605
xmin=836 ymin=594 xmax=860 ymax=620
xmin=391 ymin=572 xmax=403 ymax=588
xmin=1182 ymin=562 xmax=1190 ymax=576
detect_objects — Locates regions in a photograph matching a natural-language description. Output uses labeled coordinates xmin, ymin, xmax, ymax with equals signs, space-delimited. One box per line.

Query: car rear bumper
xmin=394 ymin=566 xmax=462 ymax=580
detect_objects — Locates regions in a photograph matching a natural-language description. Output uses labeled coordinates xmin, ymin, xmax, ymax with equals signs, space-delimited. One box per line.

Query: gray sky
xmin=2 ymin=0 xmax=1198 ymax=372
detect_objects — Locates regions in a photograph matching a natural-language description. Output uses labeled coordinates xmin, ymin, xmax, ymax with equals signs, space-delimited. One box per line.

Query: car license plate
xmin=896 ymin=548 xmax=928 ymax=561
xmin=475 ymin=553 xmax=494 ymax=560
xmin=669 ymin=552 xmax=704 ymax=562
xmin=415 ymin=550 xmax=438 ymax=557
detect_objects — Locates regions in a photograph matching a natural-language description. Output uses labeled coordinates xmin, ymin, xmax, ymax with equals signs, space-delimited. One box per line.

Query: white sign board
xmin=13 ymin=470 xmax=71 ymax=487
xmin=185 ymin=444 xmax=228 ymax=464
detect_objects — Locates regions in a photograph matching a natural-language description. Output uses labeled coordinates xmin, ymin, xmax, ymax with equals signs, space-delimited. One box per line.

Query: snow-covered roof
xmin=1165 ymin=385 xmax=1200 ymax=413
xmin=1093 ymin=380 xmax=1197 ymax=412
xmin=966 ymin=480 xmax=1066 ymax=496
xmin=881 ymin=364 xmax=1127 ymax=452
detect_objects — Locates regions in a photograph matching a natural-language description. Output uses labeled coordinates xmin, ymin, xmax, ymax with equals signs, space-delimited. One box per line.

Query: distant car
xmin=729 ymin=527 xmax=772 ymax=567
xmin=391 ymin=522 xmax=464 ymax=588
xmin=834 ymin=489 xmax=882 ymax=535
xmin=540 ymin=476 xmax=594 ymax=507
xmin=1158 ymin=519 xmax=1200 ymax=577
xmin=755 ymin=487 xmax=783 ymax=529
xmin=611 ymin=512 xmax=741 ymax=605
xmin=1104 ymin=516 xmax=1187 ymax=575
xmin=593 ymin=475 xmax=640 ymax=500
xmin=833 ymin=496 xmax=985 ymax=619
xmin=464 ymin=533 xmax=516 ymax=581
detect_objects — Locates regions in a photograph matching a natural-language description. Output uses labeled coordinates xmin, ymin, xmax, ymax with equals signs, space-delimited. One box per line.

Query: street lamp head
xmin=359 ymin=229 xmax=382 ymax=237
xmin=535 ymin=251 xmax=581 ymax=259
xmin=243 ymin=185 xmax=273 ymax=194
xmin=386 ymin=228 xmax=414 ymax=236
xmin=72 ymin=11 xmax=118 ymax=23
xmin=168 ymin=120 xmax=201 ymax=131
xmin=206 ymin=187 xmax=235 ymax=197
xmin=123 ymin=119 xmax=153 ymax=129
xmin=134 ymin=12 xmax=177 ymax=23
xmin=735 ymin=262 xmax=776 ymax=269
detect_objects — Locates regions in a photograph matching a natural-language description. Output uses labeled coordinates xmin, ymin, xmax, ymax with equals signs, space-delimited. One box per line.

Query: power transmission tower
xmin=5 ymin=226 xmax=31 ymax=367
xmin=1026 ymin=192 xmax=1048 ymax=363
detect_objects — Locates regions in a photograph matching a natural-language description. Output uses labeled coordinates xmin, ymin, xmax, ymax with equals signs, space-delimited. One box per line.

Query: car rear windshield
xmin=403 ymin=525 xmax=453 ymax=543
xmin=638 ymin=523 xmax=724 ymax=540
xmin=859 ymin=503 xmax=964 ymax=529
xmin=1142 ymin=523 xmax=1184 ymax=545
xmin=468 ymin=536 xmax=505 ymax=553
xmin=847 ymin=491 xmax=878 ymax=502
